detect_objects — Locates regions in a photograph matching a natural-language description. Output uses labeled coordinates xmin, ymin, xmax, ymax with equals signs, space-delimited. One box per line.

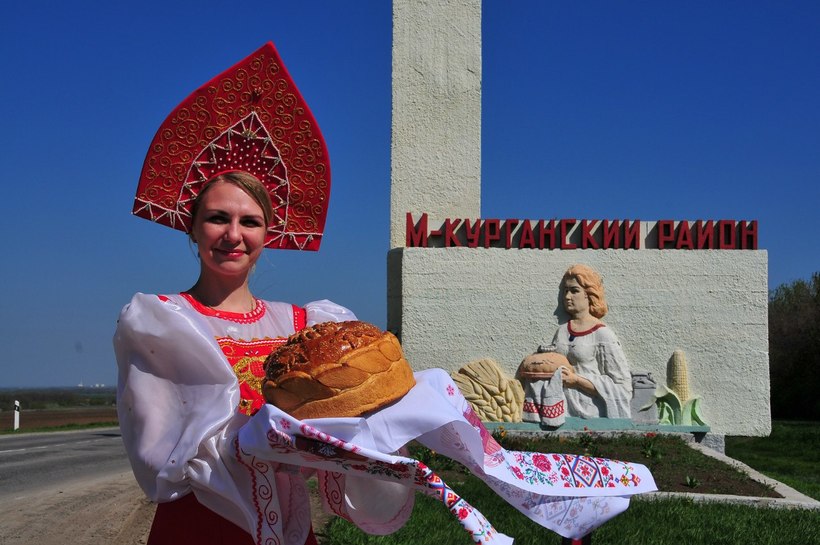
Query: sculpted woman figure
xmin=537 ymin=264 xmax=633 ymax=418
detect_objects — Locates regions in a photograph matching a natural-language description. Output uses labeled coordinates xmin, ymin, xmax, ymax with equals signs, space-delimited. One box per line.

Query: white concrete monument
xmin=388 ymin=0 xmax=769 ymax=439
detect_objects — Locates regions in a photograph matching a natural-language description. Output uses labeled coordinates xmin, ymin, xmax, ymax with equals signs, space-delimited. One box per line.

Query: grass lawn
xmin=725 ymin=420 xmax=820 ymax=501
xmin=322 ymin=492 xmax=820 ymax=545
xmin=320 ymin=421 xmax=820 ymax=545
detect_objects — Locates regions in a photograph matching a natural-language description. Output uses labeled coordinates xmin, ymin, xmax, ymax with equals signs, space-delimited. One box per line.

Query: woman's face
xmin=563 ymin=277 xmax=590 ymax=316
xmin=191 ymin=182 xmax=267 ymax=281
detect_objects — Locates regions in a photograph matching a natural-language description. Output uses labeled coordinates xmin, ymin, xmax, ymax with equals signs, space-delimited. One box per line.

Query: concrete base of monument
xmin=483 ymin=417 xmax=710 ymax=434
xmin=483 ymin=418 xmax=718 ymax=451
xmin=389 ymin=247 xmax=771 ymax=439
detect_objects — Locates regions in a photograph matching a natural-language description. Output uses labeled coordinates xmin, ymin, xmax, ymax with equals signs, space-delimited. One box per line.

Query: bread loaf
xmin=262 ymin=321 xmax=415 ymax=419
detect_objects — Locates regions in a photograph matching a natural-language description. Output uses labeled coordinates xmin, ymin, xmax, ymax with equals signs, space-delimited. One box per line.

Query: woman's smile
xmin=214 ymin=247 xmax=247 ymax=259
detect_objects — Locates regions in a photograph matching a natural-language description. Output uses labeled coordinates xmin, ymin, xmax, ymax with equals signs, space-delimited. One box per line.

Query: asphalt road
xmin=0 ymin=427 xmax=131 ymax=500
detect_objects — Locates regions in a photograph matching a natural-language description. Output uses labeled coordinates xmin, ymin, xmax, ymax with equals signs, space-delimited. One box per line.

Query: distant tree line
xmin=769 ymin=272 xmax=820 ymax=421
xmin=0 ymin=388 xmax=116 ymax=411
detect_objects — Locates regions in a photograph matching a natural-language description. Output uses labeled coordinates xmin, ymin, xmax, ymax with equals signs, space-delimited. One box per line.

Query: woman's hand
xmin=557 ymin=365 xmax=578 ymax=387
xmin=558 ymin=366 xmax=597 ymax=396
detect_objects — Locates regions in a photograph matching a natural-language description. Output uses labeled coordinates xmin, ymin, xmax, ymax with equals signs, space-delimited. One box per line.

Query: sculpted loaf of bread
xmin=262 ymin=321 xmax=416 ymax=419
xmin=516 ymin=352 xmax=574 ymax=380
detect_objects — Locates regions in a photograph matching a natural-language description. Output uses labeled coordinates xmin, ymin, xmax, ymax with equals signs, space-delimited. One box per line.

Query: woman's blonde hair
xmin=561 ymin=264 xmax=608 ymax=318
xmin=190 ymin=171 xmax=274 ymax=229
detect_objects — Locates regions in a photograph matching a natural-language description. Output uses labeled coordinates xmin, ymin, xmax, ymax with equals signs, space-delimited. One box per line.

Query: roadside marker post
xmin=14 ymin=400 xmax=20 ymax=431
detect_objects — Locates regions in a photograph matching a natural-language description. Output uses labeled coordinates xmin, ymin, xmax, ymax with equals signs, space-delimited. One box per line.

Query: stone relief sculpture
xmin=451 ymin=266 xmax=709 ymax=429
xmin=451 ymin=358 xmax=525 ymax=422
xmin=642 ymin=349 xmax=708 ymax=426
xmin=630 ymin=372 xmax=659 ymax=424
xmin=517 ymin=352 xmax=574 ymax=426
xmin=522 ymin=264 xmax=633 ymax=419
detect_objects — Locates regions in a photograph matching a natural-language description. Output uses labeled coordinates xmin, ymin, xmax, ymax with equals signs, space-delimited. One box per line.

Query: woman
xmin=539 ymin=264 xmax=633 ymax=418
xmin=116 ymin=172 xmax=355 ymax=544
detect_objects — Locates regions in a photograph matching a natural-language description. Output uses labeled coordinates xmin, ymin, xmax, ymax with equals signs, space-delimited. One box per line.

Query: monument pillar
xmin=390 ymin=0 xmax=482 ymax=248
xmin=389 ymin=0 xmax=482 ymax=334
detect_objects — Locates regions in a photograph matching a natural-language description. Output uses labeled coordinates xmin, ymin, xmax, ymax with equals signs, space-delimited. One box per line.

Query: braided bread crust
xmin=263 ymin=321 xmax=415 ymax=419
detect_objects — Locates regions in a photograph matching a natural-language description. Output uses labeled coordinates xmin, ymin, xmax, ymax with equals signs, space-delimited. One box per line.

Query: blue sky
xmin=1 ymin=1 xmax=818 ymax=387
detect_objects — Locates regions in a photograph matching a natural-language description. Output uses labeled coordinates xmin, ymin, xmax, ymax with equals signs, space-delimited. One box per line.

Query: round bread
xmin=262 ymin=321 xmax=416 ymax=419
xmin=516 ymin=352 xmax=573 ymax=380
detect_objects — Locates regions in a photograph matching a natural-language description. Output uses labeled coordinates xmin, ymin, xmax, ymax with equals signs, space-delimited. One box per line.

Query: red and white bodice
xmin=159 ymin=293 xmax=307 ymax=416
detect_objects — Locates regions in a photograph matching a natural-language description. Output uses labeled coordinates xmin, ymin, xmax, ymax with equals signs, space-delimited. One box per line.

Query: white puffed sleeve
xmin=304 ymin=299 xmax=357 ymax=324
xmin=114 ymin=294 xmax=242 ymax=502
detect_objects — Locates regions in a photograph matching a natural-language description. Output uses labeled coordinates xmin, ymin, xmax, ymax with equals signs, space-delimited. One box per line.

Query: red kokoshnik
xmin=134 ymin=42 xmax=330 ymax=251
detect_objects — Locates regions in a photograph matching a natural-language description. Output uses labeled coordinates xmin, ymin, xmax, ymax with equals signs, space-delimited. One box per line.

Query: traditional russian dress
xmin=116 ymin=293 xmax=656 ymax=545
